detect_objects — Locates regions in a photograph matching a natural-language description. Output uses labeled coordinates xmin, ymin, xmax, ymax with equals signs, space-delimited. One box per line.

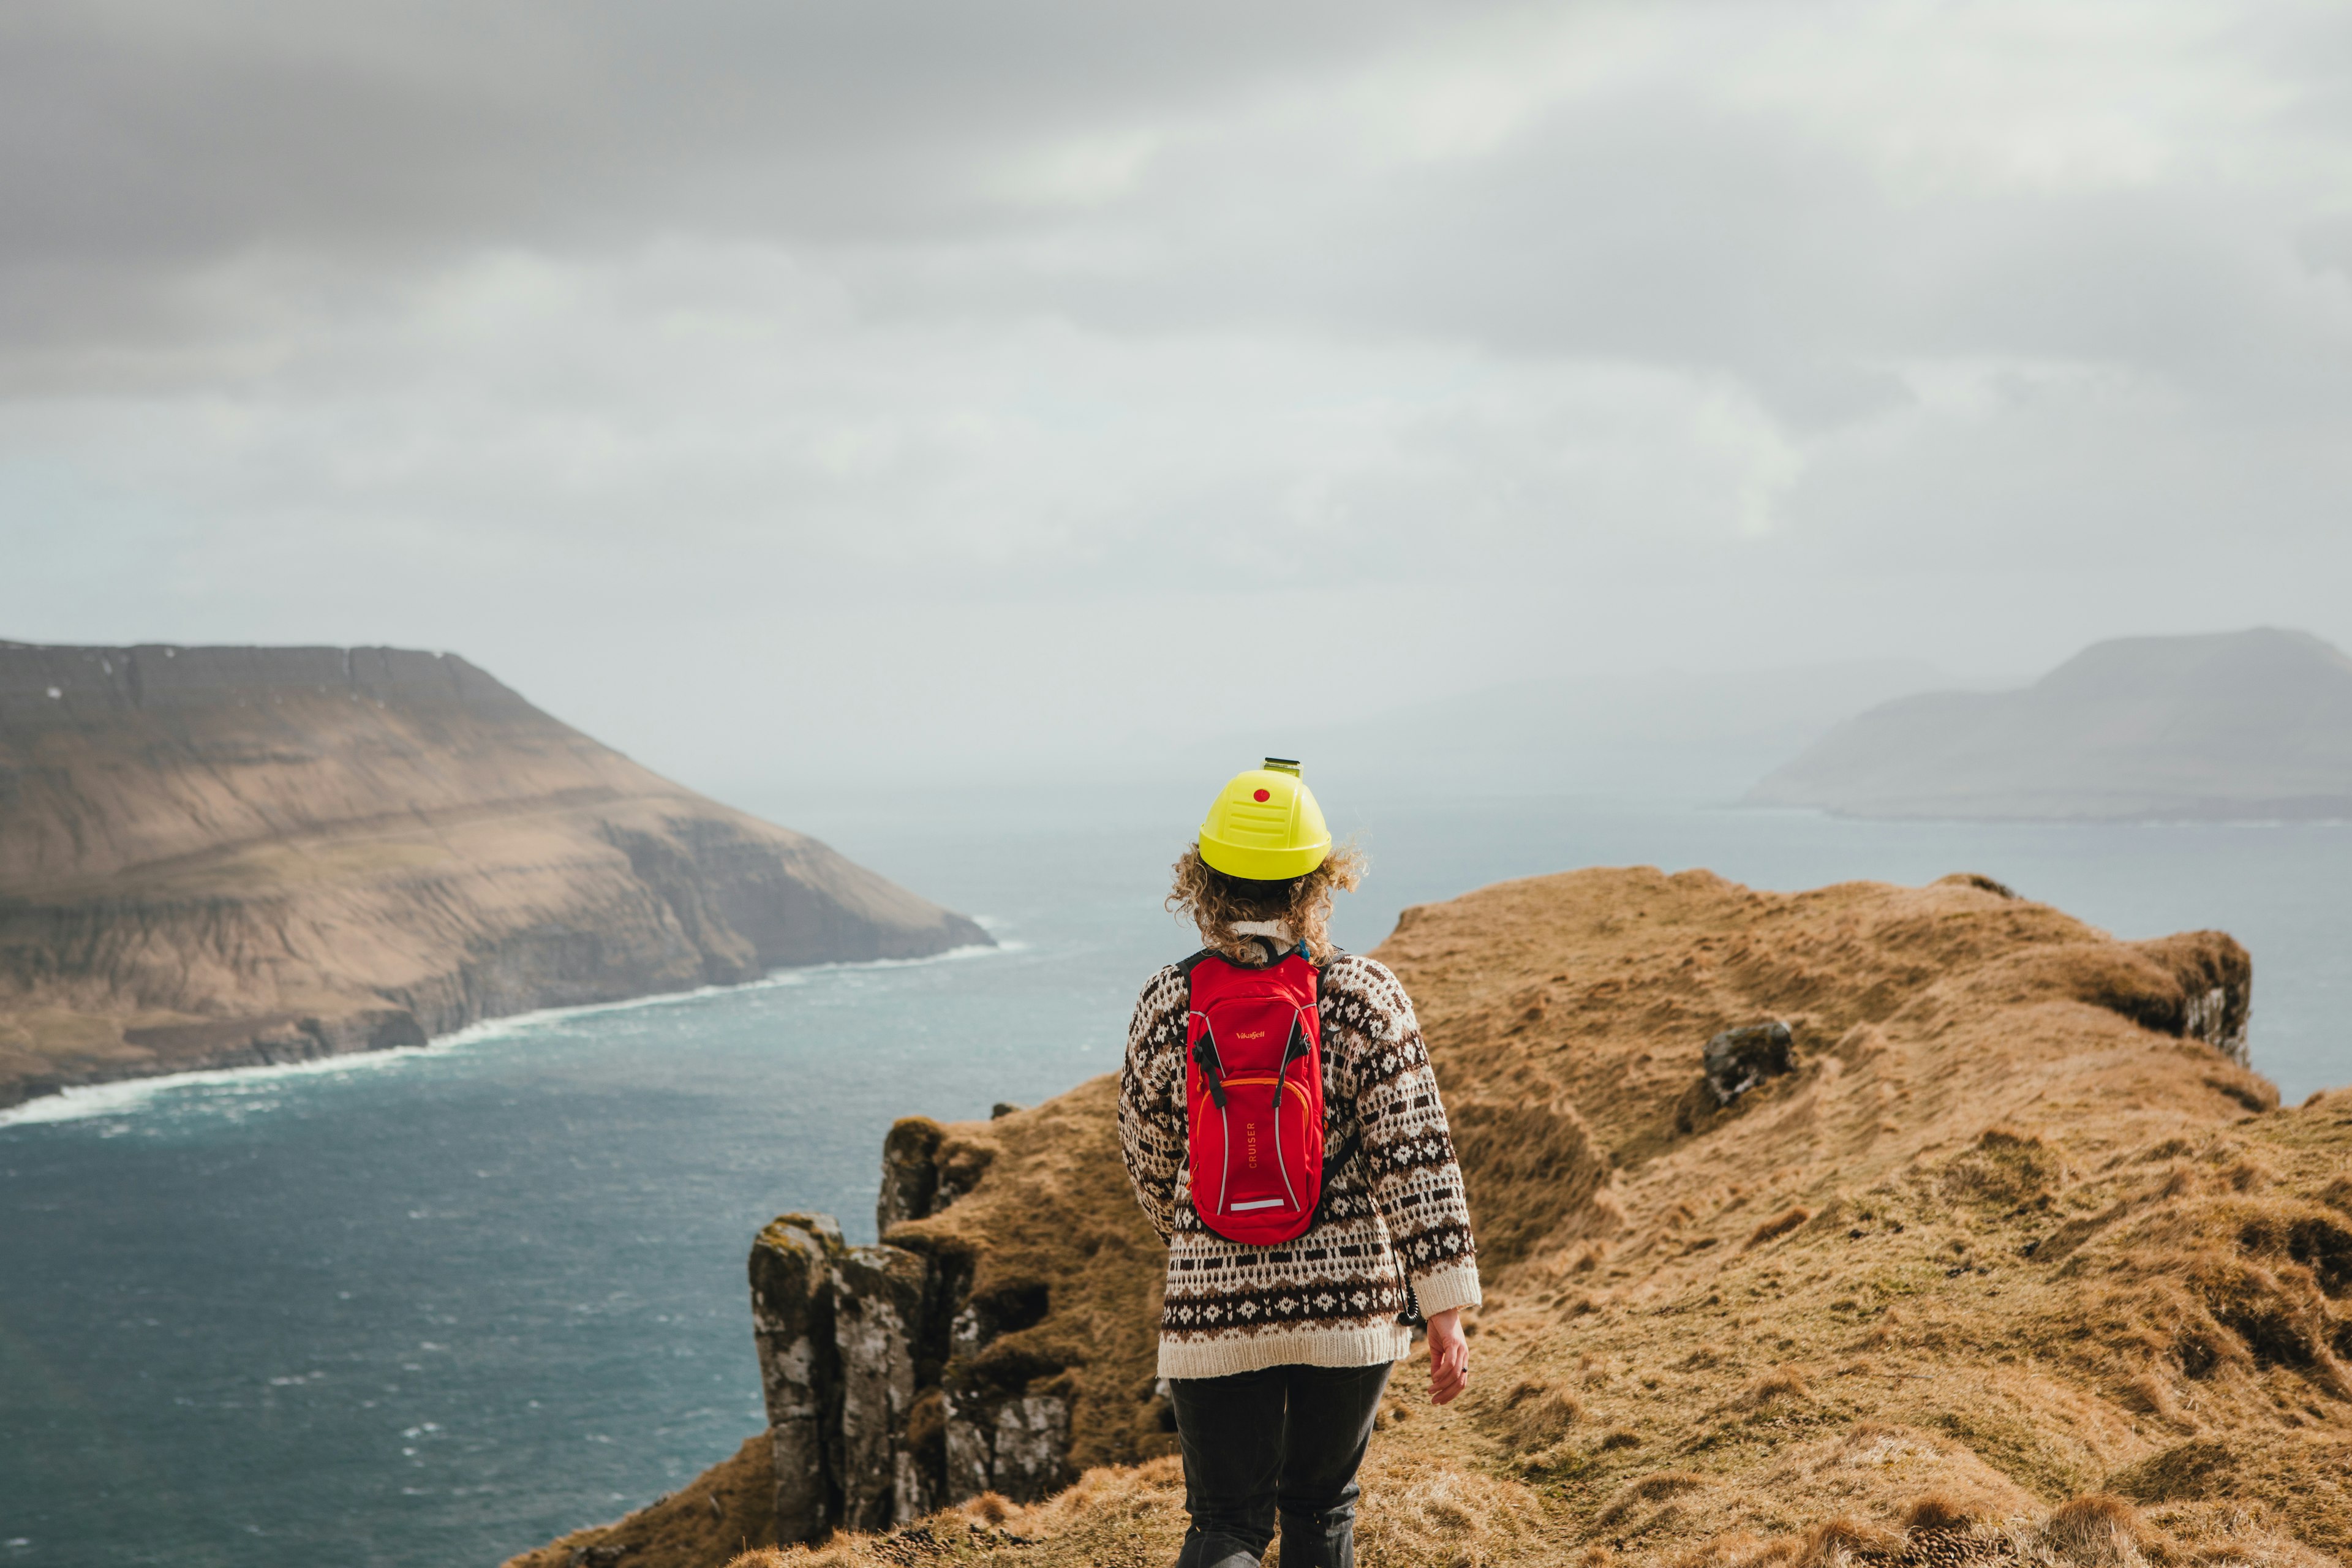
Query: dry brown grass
xmin=1942 ymin=1129 xmax=2067 ymax=1208
xmin=2040 ymin=1494 xmax=2150 ymax=1566
xmin=715 ymin=1463 xmax=1188 ymax=1568
xmin=1593 ymin=1471 xmax=1714 ymax=1529
xmin=505 ymin=1435 xmax=779 ymax=1568
xmin=711 ymin=1445 xmax=1555 ymax=1568
xmin=1493 ymin=1378 xmax=1588 ymax=1448
xmin=517 ymin=868 xmax=2352 ymax=1568
xmin=1792 ymin=1515 xmax=1904 ymax=1565
xmin=1748 ymin=1208 xmax=1812 ymax=1249
xmin=1741 ymin=1367 xmax=1812 ymax=1408
xmin=1346 ymin=1446 xmax=1556 ymax=1567
xmin=1899 ymin=1492 xmax=1977 ymax=1536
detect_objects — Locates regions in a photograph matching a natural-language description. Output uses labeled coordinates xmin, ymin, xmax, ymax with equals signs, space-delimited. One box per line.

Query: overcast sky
xmin=3 ymin=0 xmax=2350 ymax=796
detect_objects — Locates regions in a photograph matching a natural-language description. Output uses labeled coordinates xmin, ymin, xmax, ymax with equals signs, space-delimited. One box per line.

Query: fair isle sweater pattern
xmin=1118 ymin=950 xmax=1483 ymax=1379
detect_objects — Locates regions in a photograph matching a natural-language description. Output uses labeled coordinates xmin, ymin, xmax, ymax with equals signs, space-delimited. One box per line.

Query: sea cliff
xmin=514 ymin=866 xmax=2350 ymax=1567
xmin=0 ymin=642 xmax=988 ymax=1109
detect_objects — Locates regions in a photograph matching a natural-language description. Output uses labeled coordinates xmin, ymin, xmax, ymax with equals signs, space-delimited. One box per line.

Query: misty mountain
xmin=1746 ymin=628 xmax=2352 ymax=821
xmin=1221 ymin=660 xmax=1954 ymax=802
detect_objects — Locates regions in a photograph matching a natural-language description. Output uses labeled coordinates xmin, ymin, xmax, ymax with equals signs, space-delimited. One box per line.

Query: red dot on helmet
xmin=1253 ymin=788 xmax=1270 ymax=802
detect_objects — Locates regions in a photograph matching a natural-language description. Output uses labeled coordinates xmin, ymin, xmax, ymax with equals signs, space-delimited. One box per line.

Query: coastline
xmin=0 ymin=938 xmax=1012 ymax=1130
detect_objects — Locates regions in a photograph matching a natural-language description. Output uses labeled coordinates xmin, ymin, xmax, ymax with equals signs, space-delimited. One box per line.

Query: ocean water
xmin=2 ymin=794 xmax=2347 ymax=1567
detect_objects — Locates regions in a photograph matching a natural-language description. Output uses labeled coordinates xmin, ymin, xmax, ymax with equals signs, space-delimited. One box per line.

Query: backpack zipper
xmin=1274 ymin=1016 xmax=1311 ymax=1109
xmin=1191 ymin=1034 xmax=1227 ymax=1109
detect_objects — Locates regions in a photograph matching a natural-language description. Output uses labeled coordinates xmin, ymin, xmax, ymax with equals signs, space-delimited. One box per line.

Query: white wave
xmin=0 ymin=939 xmax=1014 ymax=1130
xmin=793 ymin=940 xmax=1019 ymax=973
xmin=0 ymin=1044 xmax=443 ymax=1127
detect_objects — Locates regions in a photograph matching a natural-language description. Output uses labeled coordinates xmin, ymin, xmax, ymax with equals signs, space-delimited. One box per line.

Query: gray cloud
xmin=0 ymin=1 xmax=1447 ymax=265
xmin=2 ymin=1 xmax=2350 ymax=793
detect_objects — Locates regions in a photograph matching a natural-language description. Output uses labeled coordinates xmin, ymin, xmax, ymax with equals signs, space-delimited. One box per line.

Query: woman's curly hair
xmin=1166 ymin=841 xmax=1366 ymax=964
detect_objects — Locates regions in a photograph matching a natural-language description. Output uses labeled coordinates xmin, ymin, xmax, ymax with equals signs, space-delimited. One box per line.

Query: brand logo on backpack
xmin=1182 ymin=947 xmax=1326 ymax=1245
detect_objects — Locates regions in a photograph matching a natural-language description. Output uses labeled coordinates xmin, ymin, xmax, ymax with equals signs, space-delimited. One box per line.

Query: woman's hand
xmin=1425 ymin=1309 xmax=1469 ymax=1405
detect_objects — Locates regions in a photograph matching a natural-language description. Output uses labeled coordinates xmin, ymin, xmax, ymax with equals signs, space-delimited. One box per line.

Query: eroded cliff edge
xmin=0 ymin=641 xmax=989 ymax=1109
xmin=514 ymin=867 xmax=2352 ymax=1568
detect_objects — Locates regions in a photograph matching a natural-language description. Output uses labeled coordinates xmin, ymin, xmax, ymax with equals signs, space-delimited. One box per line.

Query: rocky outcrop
xmin=875 ymin=1117 xmax=945 ymax=1235
xmin=747 ymin=1199 xmax=1076 ymax=1545
xmin=0 ymin=641 xmax=989 ymax=1108
xmin=1702 ymin=1020 xmax=1795 ymax=1105
xmin=2132 ymin=930 xmax=2256 ymax=1066
xmin=748 ymin=1213 xmax=953 ymax=1539
xmin=737 ymin=1086 xmax=1176 ymax=1547
xmin=748 ymin=1216 xmax=846 ymax=1542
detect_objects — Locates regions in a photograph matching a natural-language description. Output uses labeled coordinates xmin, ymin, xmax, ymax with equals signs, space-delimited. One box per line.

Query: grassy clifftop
xmin=519 ymin=867 xmax=2349 ymax=1568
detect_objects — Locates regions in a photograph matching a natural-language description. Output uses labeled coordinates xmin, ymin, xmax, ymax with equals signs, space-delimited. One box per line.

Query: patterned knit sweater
xmin=1118 ymin=944 xmax=1482 ymax=1380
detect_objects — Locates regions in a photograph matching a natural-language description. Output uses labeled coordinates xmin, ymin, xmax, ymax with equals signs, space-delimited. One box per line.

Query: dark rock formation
xmin=1746 ymin=627 xmax=2352 ymax=820
xmin=832 ymin=1244 xmax=933 ymax=1530
xmin=1704 ymin=1021 xmax=1796 ymax=1106
xmin=748 ymin=1205 xmax=1071 ymax=1543
xmin=0 ymin=641 xmax=989 ymax=1108
xmin=748 ymin=1212 xmax=959 ymax=1538
xmin=748 ymin=1215 xmax=845 ymax=1544
xmin=2132 ymin=932 xmax=2255 ymax=1068
xmin=750 ymin=1114 xmax=1093 ymax=1544
xmin=876 ymin=1117 xmax=946 ymax=1235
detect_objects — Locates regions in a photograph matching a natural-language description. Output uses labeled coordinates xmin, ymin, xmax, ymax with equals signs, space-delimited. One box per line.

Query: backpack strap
xmin=1177 ymin=939 xmax=1333 ymax=975
xmin=1177 ymin=950 xmax=1228 ymax=1108
xmin=1174 ymin=948 xmax=1222 ymax=982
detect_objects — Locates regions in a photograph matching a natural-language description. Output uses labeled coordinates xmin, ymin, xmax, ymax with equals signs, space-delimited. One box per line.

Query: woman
xmin=1118 ymin=760 xmax=1481 ymax=1568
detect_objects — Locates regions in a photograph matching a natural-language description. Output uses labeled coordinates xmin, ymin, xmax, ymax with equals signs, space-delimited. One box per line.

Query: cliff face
xmin=1746 ymin=627 xmax=2352 ymax=820
xmin=514 ymin=865 xmax=2351 ymax=1568
xmin=0 ymin=642 xmax=988 ymax=1108
xmin=728 ymin=1085 xmax=1166 ymax=1544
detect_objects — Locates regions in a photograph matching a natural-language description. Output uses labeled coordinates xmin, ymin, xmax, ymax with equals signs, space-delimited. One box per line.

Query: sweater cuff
xmin=1412 ymin=1261 xmax=1483 ymax=1317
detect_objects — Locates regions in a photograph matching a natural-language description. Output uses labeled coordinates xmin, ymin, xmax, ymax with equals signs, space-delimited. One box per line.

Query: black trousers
xmin=1167 ymin=1360 xmax=1392 ymax=1568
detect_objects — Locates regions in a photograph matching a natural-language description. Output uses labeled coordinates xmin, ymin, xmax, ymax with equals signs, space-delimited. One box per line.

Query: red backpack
xmin=1181 ymin=946 xmax=1326 ymax=1245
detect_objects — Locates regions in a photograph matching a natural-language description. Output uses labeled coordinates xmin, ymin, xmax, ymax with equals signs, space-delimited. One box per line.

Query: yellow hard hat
xmin=1198 ymin=758 xmax=1332 ymax=881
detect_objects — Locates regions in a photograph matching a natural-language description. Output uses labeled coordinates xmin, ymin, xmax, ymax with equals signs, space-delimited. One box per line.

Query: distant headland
xmin=1747 ymin=627 xmax=2352 ymax=821
xmin=0 ymin=642 xmax=989 ymax=1110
